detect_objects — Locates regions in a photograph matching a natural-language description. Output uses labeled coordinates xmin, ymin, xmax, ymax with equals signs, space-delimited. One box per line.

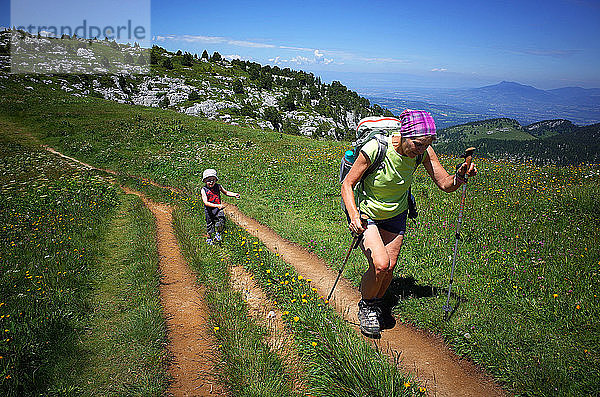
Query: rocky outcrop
xmin=2 ymin=31 xmax=374 ymax=139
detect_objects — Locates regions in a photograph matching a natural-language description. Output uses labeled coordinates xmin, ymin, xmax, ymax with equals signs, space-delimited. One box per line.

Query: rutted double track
xmin=45 ymin=146 xmax=507 ymax=397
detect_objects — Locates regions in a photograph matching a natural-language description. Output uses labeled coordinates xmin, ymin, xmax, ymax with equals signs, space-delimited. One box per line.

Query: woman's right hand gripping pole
xmin=349 ymin=213 xmax=368 ymax=235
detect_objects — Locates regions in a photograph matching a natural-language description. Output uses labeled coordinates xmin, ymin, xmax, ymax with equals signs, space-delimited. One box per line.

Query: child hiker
xmin=201 ymin=168 xmax=240 ymax=245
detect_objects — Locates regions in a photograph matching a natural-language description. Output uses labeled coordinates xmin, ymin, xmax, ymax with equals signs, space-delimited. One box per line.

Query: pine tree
xmin=263 ymin=107 xmax=281 ymax=131
xmin=182 ymin=52 xmax=194 ymax=66
xmin=232 ymin=79 xmax=244 ymax=94
xmin=162 ymin=57 xmax=173 ymax=70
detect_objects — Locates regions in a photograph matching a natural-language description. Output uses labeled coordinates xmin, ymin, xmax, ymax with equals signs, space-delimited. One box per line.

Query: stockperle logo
xmin=9 ymin=0 xmax=151 ymax=75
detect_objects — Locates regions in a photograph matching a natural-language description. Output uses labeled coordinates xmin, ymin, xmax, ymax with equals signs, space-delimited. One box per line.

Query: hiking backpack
xmin=340 ymin=116 xmax=423 ymax=219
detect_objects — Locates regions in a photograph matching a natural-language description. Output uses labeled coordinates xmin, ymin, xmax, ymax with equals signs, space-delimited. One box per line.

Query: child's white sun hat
xmin=202 ymin=168 xmax=218 ymax=182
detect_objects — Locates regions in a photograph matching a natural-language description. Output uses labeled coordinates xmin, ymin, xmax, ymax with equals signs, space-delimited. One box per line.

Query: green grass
xmin=2 ymin=77 xmax=599 ymax=395
xmin=0 ymin=139 xmax=117 ymax=395
xmin=173 ymin=206 xmax=300 ymax=396
xmin=174 ymin=204 xmax=422 ymax=396
xmin=58 ymin=192 xmax=168 ymax=395
xmin=0 ymin=137 xmax=167 ymax=395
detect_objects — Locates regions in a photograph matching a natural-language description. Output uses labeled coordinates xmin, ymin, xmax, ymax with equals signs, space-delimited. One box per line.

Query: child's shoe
xmin=206 ymin=237 xmax=214 ymax=245
xmin=215 ymin=232 xmax=222 ymax=242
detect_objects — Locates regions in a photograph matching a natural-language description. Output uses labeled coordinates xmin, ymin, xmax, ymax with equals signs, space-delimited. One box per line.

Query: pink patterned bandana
xmin=397 ymin=109 xmax=437 ymax=138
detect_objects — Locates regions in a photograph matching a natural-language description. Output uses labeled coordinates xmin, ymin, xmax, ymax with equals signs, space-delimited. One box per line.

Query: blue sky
xmin=2 ymin=0 xmax=599 ymax=89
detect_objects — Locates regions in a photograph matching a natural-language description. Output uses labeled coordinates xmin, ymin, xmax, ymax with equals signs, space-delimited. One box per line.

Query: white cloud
xmin=155 ymin=34 xmax=225 ymax=44
xmin=269 ymin=50 xmax=334 ymax=66
xmin=279 ymin=45 xmax=315 ymax=52
xmin=290 ymin=55 xmax=311 ymax=64
xmin=269 ymin=56 xmax=289 ymax=64
xmin=155 ymin=34 xmax=411 ymax=66
xmin=225 ymin=54 xmax=244 ymax=61
xmin=39 ymin=30 xmax=56 ymax=37
xmin=228 ymin=40 xmax=275 ymax=49
xmin=431 ymin=68 xmax=448 ymax=72
xmin=155 ymin=34 xmax=274 ymax=48
xmin=358 ymin=56 xmax=408 ymax=63
xmin=313 ymin=49 xmax=334 ymax=64
xmin=521 ymin=49 xmax=579 ymax=58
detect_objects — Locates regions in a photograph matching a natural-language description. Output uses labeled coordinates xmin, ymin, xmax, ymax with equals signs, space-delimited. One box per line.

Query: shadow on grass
xmin=383 ymin=276 xmax=468 ymax=320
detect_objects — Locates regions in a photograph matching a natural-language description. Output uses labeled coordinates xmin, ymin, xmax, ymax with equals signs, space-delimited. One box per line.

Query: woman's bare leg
xmin=359 ymin=224 xmax=391 ymax=300
xmin=375 ymin=229 xmax=404 ymax=298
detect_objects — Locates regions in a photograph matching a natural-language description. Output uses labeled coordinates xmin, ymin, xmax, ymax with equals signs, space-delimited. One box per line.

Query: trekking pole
xmin=328 ymin=215 xmax=368 ymax=301
xmin=443 ymin=147 xmax=476 ymax=317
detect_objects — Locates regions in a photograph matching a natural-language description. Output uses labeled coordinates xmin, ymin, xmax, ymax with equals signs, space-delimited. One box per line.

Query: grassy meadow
xmin=0 ymin=132 xmax=168 ymax=395
xmin=1 ymin=78 xmax=599 ymax=395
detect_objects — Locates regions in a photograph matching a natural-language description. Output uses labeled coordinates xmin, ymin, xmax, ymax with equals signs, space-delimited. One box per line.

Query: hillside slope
xmin=0 ymin=29 xmax=391 ymax=140
xmin=3 ymin=29 xmax=598 ymax=165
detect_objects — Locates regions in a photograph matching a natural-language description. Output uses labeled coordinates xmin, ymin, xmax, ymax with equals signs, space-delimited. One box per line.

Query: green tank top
xmin=357 ymin=136 xmax=424 ymax=220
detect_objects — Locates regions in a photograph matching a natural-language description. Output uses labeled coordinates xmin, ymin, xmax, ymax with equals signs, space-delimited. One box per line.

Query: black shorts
xmin=366 ymin=211 xmax=408 ymax=235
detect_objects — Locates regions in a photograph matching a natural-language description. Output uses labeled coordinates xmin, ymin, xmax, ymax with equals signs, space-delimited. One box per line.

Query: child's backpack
xmin=340 ymin=116 xmax=423 ymax=219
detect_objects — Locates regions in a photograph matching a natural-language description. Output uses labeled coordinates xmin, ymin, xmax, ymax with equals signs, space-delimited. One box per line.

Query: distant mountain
xmin=448 ymin=82 xmax=600 ymax=125
xmin=548 ymin=86 xmax=600 ymax=98
xmin=435 ymin=118 xmax=600 ymax=165
xmin=368 ymin=81 xmax=600 ymax=126
xmin=471 ymin=81 xmax=559 ymax=103
xmin=547 ymin=87 xmax=600 ymax=107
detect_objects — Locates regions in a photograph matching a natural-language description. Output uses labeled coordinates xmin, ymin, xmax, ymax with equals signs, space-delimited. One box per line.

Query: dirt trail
xmin=122 ymin=187 xmax=225 ymax=397
xmin=44 ymin=145 xmax=507 ymax=396
xmin=225 ymin=205 xmax=507 ymax=397
xmin=44 ymin=146 xmax=226 ymax=395
xmin=43 ymin=146 xmax=118 ymax=175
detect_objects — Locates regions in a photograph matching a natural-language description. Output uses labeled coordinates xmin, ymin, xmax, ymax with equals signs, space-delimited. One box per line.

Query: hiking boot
xmin=206 ymin=237 xmax=214 ymax=245
xmin=358 ymin=299 xmax=381 ymax=338
xmin=214 ymin=232 xmax=222 ymax=242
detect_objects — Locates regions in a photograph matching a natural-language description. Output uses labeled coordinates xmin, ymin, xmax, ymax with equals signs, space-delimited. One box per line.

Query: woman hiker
xmin=341 ymin=109 xmax=477 ymax=338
